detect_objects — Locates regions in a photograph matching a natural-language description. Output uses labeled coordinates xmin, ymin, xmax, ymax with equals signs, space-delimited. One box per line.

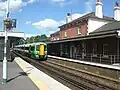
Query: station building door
xmin=70 ymin=45 xmax=77 ymax=58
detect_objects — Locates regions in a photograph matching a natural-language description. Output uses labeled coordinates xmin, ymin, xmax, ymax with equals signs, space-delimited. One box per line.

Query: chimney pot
xmin=114 ymin=2 xmax=120 ymax=21
xmin=67 ymin=13 xmax=70 ymax=16
xmin=116 ymin=2 xmax=119 ymax=7
xmin=97 ymin=0 xmax=100 ymax=2
xmin=95 ymin=0 xmax=103 ymax=18
xmin=66 ymin=13 xmax=72 ymax=23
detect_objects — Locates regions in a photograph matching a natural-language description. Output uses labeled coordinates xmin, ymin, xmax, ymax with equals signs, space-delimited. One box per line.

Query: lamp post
xmin=2 ymin=0 xmax=10 ymax=84
xmin=33 ymin=37 xmax=35 ymax=43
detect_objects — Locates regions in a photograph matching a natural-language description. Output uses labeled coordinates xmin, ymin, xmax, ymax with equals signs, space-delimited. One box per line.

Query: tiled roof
xmin=90 ymin=21 xmax=120 ymax=34
xmin=59 ymin=12 xmax=115 ymax=28
xmin=50 ymin=31 xmax=60 ymax=36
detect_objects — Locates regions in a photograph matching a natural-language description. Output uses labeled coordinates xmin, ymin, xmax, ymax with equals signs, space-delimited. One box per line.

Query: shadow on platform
xmin=7 ymin=66 xmax=34 ymax=83
xmin=7 ymin=72 xmax=30 ymax=83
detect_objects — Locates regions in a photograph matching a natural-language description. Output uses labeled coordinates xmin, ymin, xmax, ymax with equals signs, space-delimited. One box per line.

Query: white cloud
xmin=26 ymin=21 xmax=31 ymax=24
xmin=32 ymin=18 xmax=65 ymax=30
xmin=84 ymin=0 xmax=95 ymax=12
xmin=51 ymin=0 xmax=72 ymax=7
xmin=0 ymin=0 xmax=38 ymax=17
xmin=28 ymin=0 xmax=39 ymax=4
xmin=0 ymin=10 xmax=6 ymax=17
xmin=19 ymin=9 xmax=22 ymax=12
xmin=32 ymin=13 xmax=87 ymax=36
xmin=32 ymin=18 xmax=65 ymax=36
xmin=72 ymin=13 xmax=85 ymax=20
xmin=52 ymin=0 xmax=65 ymax=3
xmin=25 ymin=33 xmax=40 ymax=38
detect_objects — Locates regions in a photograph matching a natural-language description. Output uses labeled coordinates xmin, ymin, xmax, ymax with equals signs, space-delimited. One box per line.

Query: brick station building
xmin=48 ymin=0 xmax=120 ymax=64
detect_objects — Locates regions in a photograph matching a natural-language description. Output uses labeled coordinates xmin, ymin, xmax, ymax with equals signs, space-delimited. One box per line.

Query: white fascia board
xmin=0 ymin=31 xmax=24 ymax=38
xmin=117 ymin=30 xmax=120 ymax=36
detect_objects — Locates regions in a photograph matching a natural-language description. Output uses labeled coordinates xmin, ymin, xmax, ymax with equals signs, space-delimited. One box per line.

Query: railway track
xmin=13 ymin=51 xmax=118 ymax=90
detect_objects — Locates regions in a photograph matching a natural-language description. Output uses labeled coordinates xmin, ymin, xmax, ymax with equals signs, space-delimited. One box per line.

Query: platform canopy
xmin=0 ymin=31 xmax=24 ymax=38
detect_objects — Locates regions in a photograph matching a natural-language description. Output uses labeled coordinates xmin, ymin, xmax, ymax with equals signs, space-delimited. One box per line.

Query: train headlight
xmin=45 ymin=51 xmax=47 ymax=54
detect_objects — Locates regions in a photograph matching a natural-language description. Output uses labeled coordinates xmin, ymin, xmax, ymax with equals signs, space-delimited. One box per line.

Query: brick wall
xmin=60 ymin=21 xmax=88 ymax=39
xmin=50 ymin=31 xmax=60 ymax=41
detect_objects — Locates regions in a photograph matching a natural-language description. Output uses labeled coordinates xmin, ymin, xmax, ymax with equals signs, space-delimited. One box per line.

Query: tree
xmin=26 ymin=34 xmax=49 ymax=44
xmin=40 ymin=34 xmax=47 ymax=39
xmin=34 ymin=35 xmax=41 ymax=42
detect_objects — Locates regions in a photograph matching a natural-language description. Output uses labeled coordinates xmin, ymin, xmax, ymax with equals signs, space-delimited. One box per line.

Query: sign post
xmin=2 ymin=0 xmax=10 ymax=84
xmin=2 ymin=24 xmax=8 ymax=84
xmin=2 ymin=18 xmax=12 ymax=84
xmin=2 ymin=0 xmax=16 ymax=84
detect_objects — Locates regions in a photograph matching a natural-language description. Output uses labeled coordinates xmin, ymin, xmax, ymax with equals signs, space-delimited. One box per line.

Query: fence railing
xmin=75 ymin=53 xmax=120 ymax=65
xmin=50 ymin=52 xmax=120 ymax=65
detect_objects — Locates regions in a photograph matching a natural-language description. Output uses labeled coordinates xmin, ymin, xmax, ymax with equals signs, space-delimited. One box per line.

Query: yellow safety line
xmin=15 ymin=58 xmax=50 ymax=90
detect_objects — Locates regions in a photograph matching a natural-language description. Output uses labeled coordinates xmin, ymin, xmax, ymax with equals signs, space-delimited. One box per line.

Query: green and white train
xmin=14 ymin=42 xmax=47 ymax=60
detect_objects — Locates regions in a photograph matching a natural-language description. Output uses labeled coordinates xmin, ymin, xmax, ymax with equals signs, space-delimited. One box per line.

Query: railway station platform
xmin=0 ymin=57 xmax=71 ymax=90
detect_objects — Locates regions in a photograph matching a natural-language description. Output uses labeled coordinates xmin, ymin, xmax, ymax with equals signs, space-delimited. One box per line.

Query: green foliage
xmin=26 ymin=34 xmax=49 ymax=44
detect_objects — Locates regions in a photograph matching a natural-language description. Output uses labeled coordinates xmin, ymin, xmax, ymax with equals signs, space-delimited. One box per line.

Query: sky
xmin=0 ymin=0 xmax=119 ymax=38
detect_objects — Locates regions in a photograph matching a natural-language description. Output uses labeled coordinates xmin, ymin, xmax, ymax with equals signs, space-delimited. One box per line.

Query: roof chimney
xmin=66 ymin=13 xmax=72 ymax=23
xmin=95 ymin=0 xmax=103 ymax=18
xmin=114 ymin=2 xmax=120 ymax=21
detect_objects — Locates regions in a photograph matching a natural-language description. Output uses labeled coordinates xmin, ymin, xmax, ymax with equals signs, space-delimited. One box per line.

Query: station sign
xmin=3 ymin=18 xmax=17 ymax=31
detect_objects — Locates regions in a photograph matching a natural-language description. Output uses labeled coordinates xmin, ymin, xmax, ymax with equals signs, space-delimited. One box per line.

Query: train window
xmin=44 ymin=45 xmax=47 ymax=51
xmin=21 ymin=47 xmax=24 ymax=49
xmin=25 ymin=47 xmax=29 ymax=50
xmin=36 ymin=45 xmax=39 ymax=51
xmin=31 ymin=46 xmax=35 ymax=51
xmin=29 ymin=45 xmax=31 ymax=51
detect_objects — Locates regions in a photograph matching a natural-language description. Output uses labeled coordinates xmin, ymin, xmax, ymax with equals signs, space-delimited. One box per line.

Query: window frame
xmin=36 ymin=45 xmax=40 ymax=51
xmin=64 ymin=32 xmax=67 ymax=37
xmin=93 ymin=43 xmax=97 ymax=57
xmin=77 ymin=26 xmax=81 ymax=35
xmin=103 ymin=44 xmax=108 ymax=57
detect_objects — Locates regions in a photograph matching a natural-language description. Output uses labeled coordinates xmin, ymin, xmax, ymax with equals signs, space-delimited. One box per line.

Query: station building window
xmin=84 ymin=43 xmax=86 ymax=56
xmin=57 ymin=38 xmax=59 ymax=40
xmin=77 ymin=27 xmax=81 ymax=34
xmin=64 ymin=32 xmax=67 ymax=37
xmin=103 ymin=44 xmax=108 ymax=56
xmin=93 ymin=43 xmax=97 ymax=56
xmin=82 ymin=43 xmax=86 ymax=56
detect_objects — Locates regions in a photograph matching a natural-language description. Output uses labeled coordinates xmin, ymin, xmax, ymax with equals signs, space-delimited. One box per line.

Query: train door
xmin=36 ymin=45 xmax=40 ymax=55
xmin=29 ymin=45 xmax=35 ymax=58
xmin=40 ymin=44 xmax=44 ymax=56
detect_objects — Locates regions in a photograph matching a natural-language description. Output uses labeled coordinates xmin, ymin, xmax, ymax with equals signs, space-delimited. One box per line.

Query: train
xmin=14 ymin=42 xmax=47 ymax=60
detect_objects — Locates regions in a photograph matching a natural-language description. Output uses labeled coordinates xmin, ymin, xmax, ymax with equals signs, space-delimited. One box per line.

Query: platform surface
xmin=0 ymin=57 xmax=71 ymax=90
xmin=15 ymin=57 xmax=71 ymax=90
xmin=0 ymin=59 xmax=39 ymax=90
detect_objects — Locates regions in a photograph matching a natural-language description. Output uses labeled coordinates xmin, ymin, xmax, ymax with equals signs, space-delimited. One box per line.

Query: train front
xmin=39 ymin=44 xmax=47 ymax=60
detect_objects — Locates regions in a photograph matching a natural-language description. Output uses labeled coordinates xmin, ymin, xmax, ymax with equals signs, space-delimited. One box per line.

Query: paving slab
xmin=15 ymin=57 xmax=71 ymax=90
xmin=0 ymin=58 xmax=39 ymax=90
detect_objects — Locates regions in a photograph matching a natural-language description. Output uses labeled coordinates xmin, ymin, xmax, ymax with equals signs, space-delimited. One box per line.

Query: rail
xmin=14 ymin=51 xmax=119 ymax=90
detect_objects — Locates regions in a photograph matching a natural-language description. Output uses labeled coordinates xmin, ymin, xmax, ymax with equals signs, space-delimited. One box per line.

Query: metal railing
xmin=50 ymin=52 xmax=120 ymax=65
xmin=75 ymin=53 xmax=120 ymax=65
